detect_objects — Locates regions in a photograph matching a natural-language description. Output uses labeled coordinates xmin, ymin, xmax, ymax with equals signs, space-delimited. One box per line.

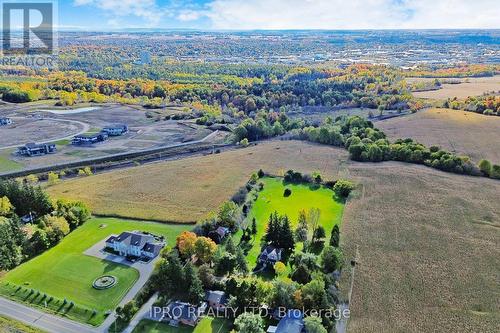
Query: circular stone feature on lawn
xmin=92 ymin=275 xmax=117 ymax=290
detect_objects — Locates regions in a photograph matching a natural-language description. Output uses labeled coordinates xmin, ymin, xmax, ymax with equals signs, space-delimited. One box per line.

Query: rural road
xmin=0 ymin=296 xmax=96 ymax=333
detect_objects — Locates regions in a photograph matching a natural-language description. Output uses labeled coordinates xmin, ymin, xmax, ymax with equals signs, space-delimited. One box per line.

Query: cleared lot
xmin=0 ymin=104 xmax=214 ymax=171
xmin=409 ymin=76 xmax=500 ymax=99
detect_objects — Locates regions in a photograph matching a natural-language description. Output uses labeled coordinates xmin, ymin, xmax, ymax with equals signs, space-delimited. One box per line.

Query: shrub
xmin=239 ymin=138 xmax=249 ymax=147
xmin=257 ymin=169 xmax=265 ymax=178
xmin=283 ymin=188 xmax=292 ymax=197
xmin=333 ymin=180 xmax=355 ymax=198
xmin=478 ymin=159 xmax=492 ymax=177
xmin=490 ymin=165 xmax=500 ymax=179
xmin=231 ymin=187 xmax=248 ymax=205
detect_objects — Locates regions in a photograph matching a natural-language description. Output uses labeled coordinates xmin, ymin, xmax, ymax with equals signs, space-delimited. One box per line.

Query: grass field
xmin=0 ymin=218 xmax=191 ymax=326
xmin=240 ymin=177 xmax=344 ymax=270
xmin=0 ymin=315 xmax=46 ymax=333
xmin=0 ymin=150 xmax=23 ymax=173
xmin=43 ymin=140 xmax=500 ymax=332
xmin=408 ymin=76 xmax=500 ymax=99
xmin=376 ymin=108 xmax=500 ymax=164
xmin=132 ymin=317 xmax=232 ymax=333
xmin=47 ymin=141 xmax=350 ymax=222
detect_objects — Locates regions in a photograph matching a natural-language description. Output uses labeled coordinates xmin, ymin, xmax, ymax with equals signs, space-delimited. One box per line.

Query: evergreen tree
xmin=280 ymin=215 xmax=295 ymax=252
xmin=225 ymin=237 xmax=236 ymax=255
xmin=236 ymin=248 xmax=249 ymax=274
xmin=251 ymin=218 xmax=257 ymax=235
xmin=330 ymin=224 xmax=340 ymax=247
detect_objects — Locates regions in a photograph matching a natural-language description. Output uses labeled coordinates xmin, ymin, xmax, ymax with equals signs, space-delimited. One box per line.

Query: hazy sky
xmin=56 ymin=0 xmax=499 ymax=30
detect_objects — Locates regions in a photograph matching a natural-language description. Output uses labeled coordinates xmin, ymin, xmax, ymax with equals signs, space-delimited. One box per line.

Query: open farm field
xmin=409 ymin=75 xmax=500 ymax=99
xmin=340 ymin=161 xmax=500 ymax=333
xmin=376 ymin=108 xmax=500 ymax=164
xmin=0 ymin=218 xmax=191 ymax=326
xmin=47 ymin=140 xmax=500 ymax=332
xmin=47 ymin=141 xmax=350 ymax=222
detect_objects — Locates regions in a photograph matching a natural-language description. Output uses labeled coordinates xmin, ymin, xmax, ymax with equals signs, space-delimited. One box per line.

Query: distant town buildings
xmin=0 ymin=117 xmax=12 ymax=126
xmin=103 ymin=124 xmax=128 ymax=136
xmin=17 ymin=143 xmax=57 ymax=157
xmin=72 ymin=132 xmax=108 ymax=145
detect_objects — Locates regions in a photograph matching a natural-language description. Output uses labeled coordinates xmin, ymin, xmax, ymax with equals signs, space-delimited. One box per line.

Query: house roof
xmin=142 ymin=242 xmax=163 ymax=256
xmin=105 ymin=235 xmax=117 ymax=243
xmin=104 ymin=124 xmax=127 ymax=129
xmin=167 ymin=301 xmax=204 ymax=322
xmin=260 ymin=246 xmax=283 ymax=261
xmin=275 ymin=310 xmax=304 ymax=333
xmin=114 ymin=231 xmax=155 ymax=248
xmin=215 ymin=227 xmax=229 ymax=237
xmin=205 ymin=290 xmax=227 ymax=305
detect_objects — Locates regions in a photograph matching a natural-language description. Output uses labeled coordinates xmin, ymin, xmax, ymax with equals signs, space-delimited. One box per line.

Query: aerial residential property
xmin=258 ymin=246 xmax=283 ymax=266
xmin=0 ymin=2 xmax=497 ymax=333
xmin=105 ymin=231 xmax=164 ymax=259
xmin=72 ymin=132 xmax=109 ymax=145
xmin=17 ymin=143 xmax=57 ymax=157
xmin=103 ymin=124 xmax=129 ymax=136
xmin=163 ymin=301 xmax=207 ymax=327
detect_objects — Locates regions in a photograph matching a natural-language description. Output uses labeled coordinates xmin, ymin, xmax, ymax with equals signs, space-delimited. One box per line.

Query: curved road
xmin=0 ymin=117 xmax=90 ymax=150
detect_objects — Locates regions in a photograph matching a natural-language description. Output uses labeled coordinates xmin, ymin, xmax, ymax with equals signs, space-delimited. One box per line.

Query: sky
xmin=54 ymin=0 xmax=499 ymax=30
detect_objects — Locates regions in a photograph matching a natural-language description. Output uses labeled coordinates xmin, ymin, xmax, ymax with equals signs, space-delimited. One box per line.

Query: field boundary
xmin=92 ymin=214 xmax=197 ymax=225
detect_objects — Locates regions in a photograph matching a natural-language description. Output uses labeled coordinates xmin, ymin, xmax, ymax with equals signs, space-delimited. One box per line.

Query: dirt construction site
xmin=0 ymin=103 xmax=224 ymax=172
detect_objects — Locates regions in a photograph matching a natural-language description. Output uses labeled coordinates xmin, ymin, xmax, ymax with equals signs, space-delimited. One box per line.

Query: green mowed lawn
xmin=0 ymin=151 xmax=23 ymax=173
xmin=132 ymin=317 xmax=232 ymax=333
xmin=0 ymin=217 xmax=192 ymax=326
xmin=241 ymin=177 xmax=344 ymax=269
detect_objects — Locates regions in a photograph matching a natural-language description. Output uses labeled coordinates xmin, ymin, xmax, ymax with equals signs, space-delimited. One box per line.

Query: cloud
xmin=74 ymin=0 xmax=166 ymax=27
xmin=73 ymin=0 xmax=500 ymax=29
xmin=204 ymin=0 xmax=500 ymax=29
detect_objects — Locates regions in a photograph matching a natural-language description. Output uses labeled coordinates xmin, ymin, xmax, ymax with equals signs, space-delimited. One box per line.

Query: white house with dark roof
xmin=105 ymin=231 xmax=164 ymax=259
xmin=258 ymin=246 xmax=283 ymax=265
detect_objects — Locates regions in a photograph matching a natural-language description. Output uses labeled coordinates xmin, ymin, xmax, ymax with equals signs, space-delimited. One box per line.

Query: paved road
xmin=0 ymin=296 xmax=96 ymax=333
xmin=122 ymin=293 xmax=159 ymax=333
xmin=0 ymin=117 xmax=91 ymax=150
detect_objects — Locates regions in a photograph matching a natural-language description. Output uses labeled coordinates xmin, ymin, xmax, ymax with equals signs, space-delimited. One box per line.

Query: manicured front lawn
xmin=132 ymin=317 xmax=232 ymax=333
xmin=0 ymin=217 xmax=192 ymax=326
xmin=239 ymin=177 xmax=344 ymax=271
